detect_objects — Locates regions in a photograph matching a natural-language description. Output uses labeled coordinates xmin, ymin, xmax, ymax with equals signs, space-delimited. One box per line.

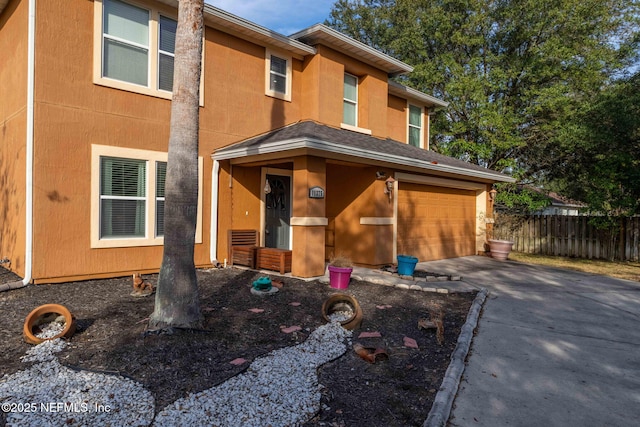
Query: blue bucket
xmin=397 ymin=255 xmax=418 ymax=276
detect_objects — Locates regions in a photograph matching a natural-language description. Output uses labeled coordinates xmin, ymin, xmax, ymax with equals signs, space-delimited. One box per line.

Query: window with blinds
xmin=100 ymin=0 xmax=176 ymax=93
xmin=158 ymin=16 xmax=176 ymax=92
xmin=409 ymin=104 xmax=423 ymax=147
xmin=269 ymin=55 xmax=287 ymax=94
xmin=100 ymin=157 xmax=147 ymax=238
xmin=102 ymin=0 xmax=150 ymax=86
xmin=343 ymin=73 xmax=358 ymax=126
xmin=265 ymin=50 xmax=292 ymax=101
xmin=155 ymin=161 xmax=166 ymax=236
xmin=92 ymin=145 xmax=203 ymax=248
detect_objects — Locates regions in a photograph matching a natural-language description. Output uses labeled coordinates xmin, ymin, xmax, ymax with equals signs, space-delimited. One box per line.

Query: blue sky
xmin=206 ymin=0 xmax=337 ymax=36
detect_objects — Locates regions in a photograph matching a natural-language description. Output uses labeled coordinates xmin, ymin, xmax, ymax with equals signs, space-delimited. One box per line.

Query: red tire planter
xmin=23 ymin=303 xmax=76 ymax=345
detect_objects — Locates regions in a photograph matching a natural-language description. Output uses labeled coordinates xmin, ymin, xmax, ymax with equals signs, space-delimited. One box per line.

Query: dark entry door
xmin=265 ymin=174 xmax=291 ymax=249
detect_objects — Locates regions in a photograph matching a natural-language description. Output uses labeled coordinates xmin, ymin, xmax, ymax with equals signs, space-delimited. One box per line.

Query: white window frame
xmin=101 ymin=0 xmax=151 ymax=87
xmin=342 ymin=73 xmax=358 ymax=127
xmin=93 ymin=0 xmax=204 ymax=103
xmin=265 ymin=49 xmax=292 ymax=101
xmin=408 ymin=103 xmax=424 ymax=148
xmin=340 ymin=73 xmax=372 ymax=135
xmin=91 ymin=145 xmax=203 ymax=248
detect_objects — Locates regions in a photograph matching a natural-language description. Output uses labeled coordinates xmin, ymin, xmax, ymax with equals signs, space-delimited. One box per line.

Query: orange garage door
xmin=397 ymin=183 xmax=476 ymax=261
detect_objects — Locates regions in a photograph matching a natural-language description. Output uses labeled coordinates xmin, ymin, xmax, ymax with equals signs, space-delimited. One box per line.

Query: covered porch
xmin=211 ymin=121 xmax=512 ymax=278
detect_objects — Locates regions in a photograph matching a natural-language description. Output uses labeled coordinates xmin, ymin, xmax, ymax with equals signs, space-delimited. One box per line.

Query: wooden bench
xmin=256 ymin=247 xmax=292 ymax=274
xmin=228 ymin=230 xmax=259 ymax=268
xmin=230 ymin=245 xmax=257 ymax=269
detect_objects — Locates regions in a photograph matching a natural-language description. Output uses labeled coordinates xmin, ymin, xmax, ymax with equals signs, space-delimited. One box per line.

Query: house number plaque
xmin=309 ymin=186 xmax=325 ymax=199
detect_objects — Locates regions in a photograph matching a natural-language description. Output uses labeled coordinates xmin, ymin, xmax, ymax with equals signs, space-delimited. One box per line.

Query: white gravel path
xmin=1 ymin=321 xmax=351 ymax=427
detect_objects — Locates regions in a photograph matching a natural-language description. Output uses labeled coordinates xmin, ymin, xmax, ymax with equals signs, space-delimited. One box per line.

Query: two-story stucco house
xmin=0 ymin=0 xmax=513 ymax=284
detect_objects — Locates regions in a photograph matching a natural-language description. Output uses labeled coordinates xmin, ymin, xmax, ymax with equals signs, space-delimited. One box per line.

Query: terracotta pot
xmin=488 ymin=239 xmax=514 ymax=261
xmin=23 ymin=303 xmax=76 ymax=345
xmin=321 ymin=293 xmax=363 ymax=330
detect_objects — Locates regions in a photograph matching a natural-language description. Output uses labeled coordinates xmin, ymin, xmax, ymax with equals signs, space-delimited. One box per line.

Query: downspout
xmin=2 ymin=0 xmax=36 ymax=292
xmin=23 ymin=0 xmax=36 ymax=286
xmin=209 ymin=159 xmax=220 ymax=265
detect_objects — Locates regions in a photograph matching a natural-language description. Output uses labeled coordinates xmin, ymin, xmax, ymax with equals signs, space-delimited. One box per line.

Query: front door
xmin=264 ymin=174 xmax=291 ymax=249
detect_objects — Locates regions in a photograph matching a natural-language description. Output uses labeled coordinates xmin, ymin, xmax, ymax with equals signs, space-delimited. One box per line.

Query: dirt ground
xmin=0 ymin=266 xmax=475 ymax=427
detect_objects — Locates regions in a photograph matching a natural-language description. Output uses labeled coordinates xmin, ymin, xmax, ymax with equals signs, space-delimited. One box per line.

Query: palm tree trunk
xmin=149 ymin=0 xmax=204 ymax=330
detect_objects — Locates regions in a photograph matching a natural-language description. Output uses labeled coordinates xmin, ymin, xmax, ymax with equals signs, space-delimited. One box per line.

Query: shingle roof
xmin=213 ymin=121 xmax=513 ymax=183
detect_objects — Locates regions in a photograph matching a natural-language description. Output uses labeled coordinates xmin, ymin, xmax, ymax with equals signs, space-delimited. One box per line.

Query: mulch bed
xmin=0 ymin=266 xmax=475 ymax=427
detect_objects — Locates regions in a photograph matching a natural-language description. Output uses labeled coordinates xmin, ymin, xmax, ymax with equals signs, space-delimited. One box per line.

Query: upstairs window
xmin=343 ymin=73 xmax=358 ymax=126
xmin=269 ymin=55 xmax=287 ymax=93
xmin=95 ymin=0 xmax=193 ymax=101
xmin=158 ymin=16 xmax=177 ymax=92
xmin=265 ymin=50 xmax=292 ymax=101
xmin=408 ymin=104 xmax=423 ymax=147
xmin=102 ymin=0 xmax=150 ymax=87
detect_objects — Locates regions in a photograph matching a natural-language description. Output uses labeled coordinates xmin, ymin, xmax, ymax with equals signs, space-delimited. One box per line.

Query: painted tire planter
xmin=397 ymin=255 xmax=419 ymax=276
xmin=328 ymin=266 xmax=353 ymax=289
xmin=23 ymin=303 xmax=76 ymax=345
xmin=488 ymin=239 xmax=514 ymax=261
xmin=321 ymin=294 xmax=363 ymax=330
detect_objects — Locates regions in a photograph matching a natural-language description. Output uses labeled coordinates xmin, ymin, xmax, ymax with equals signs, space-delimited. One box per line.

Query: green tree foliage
xmin=493 ymin=183 xmax=550 ymax=214
xmin=327 ymin=0 xmax=639 ymax=186
xmin=550 ymin=73 xmax=640 ymax=218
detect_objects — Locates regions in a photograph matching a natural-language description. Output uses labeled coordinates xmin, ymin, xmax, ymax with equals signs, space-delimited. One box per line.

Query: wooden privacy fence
xmin=493 ymin=215 xmax=640 ymax=261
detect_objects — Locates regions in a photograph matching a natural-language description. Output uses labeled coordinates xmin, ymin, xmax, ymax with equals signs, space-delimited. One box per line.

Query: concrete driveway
xmin=417 ymin=256 xmax=640 ymax=427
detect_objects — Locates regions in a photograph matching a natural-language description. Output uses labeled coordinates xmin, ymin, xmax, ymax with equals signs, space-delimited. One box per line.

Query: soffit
xmin=203 ymin=4 xmax=316 ymax=59
xmin=388 ymin=80 xmax=449 ymax=109
xmin=290 ymin=24 xmax=413 ymax=76
xmin=157 ymin=1 xmax=316 ymax=59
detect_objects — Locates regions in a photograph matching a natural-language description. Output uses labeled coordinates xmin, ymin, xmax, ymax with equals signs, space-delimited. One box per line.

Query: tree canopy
xmin=327 ymin=0 xmax=640 ymax=203
xmin=549 ymin=73 xmax=640 ymax=217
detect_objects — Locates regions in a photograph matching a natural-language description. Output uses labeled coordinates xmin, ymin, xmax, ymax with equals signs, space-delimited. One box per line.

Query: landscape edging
xmin=423 ymin=287 xmax=488 ymax=427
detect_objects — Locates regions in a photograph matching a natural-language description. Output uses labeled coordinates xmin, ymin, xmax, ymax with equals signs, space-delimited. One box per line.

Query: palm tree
xmin=149 ymin=0 xmax=204 ymax=330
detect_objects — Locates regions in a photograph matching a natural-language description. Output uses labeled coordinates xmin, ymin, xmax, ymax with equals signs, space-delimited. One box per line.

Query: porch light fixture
xmin=264 ymin=179 xmax=271 ymax=194
xmin=384 ymin=176 xmax=396 ymax=201
xmin=489 ymin=188 xmax=497 ymax=202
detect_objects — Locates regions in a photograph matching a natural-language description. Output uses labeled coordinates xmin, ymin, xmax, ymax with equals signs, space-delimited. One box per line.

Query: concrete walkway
xmin=415 ymin=256 xmax=640 ymax=427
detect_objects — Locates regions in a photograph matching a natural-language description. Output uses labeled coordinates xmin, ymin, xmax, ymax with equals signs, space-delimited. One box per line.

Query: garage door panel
xmin=398 ymin=183 xmax=476 ymax=261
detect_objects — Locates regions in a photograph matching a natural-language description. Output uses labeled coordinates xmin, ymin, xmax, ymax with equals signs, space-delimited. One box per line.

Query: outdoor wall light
xmin=384 ymin=177 xmax=396 ymax=201
xmin=489 ymin=188 xmax=497 ymax=202
xmin=264 ymin=179 xmax=271 ymax=194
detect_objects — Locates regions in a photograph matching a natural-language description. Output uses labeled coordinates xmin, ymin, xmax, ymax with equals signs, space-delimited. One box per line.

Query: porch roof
xmin=213 ymin=121 xmax=515 ymax=183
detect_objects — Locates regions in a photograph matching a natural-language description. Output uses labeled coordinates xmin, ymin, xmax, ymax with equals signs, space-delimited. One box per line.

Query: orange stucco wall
xmin=326 ymin=164 xmax=395 ymax=267
xmin=26 ymin=0 xmax=310 ymax=282
xmin=291 ymin=156 xmax=326 ymax=277
xmin=229 ymin=166 xmax=262 ymax=231
xmin=0 ymin=0 xmax=28 ymax=277
xmin=387 ymin=94 xmax=407 ymax=143
xmin=302 ymin=45 xmax=390 ymax=137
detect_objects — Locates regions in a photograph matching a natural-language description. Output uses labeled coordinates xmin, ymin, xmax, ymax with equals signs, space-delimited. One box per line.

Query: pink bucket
xmin=328 ymin=266 xmax=353 ymax=289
